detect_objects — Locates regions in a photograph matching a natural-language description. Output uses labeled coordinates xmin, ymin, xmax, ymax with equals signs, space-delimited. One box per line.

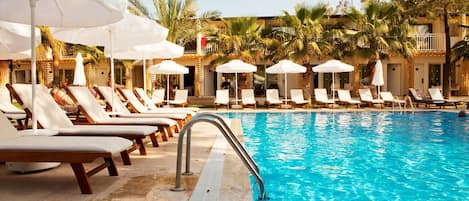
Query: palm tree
xmin=36 ymin=26 xmax=63 ymax=86
xmin=346 ymin=0 xmax=415 ymax=85
xmin=276 ymin=4 xmax=329 ymax=97
xmin=452 ymin=28 xmax=469 ymax=62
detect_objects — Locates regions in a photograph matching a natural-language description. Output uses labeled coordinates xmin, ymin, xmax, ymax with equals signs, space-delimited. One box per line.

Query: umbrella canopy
xmin=0 ymin=50 xmax=32 ymax=60
xmin=149 ymin=60 xmax=188 ymax=106
xmin=372 ymin=60 xmax=384 ymax=100
xmin=52 ymin=11 xmax=169 ymax=113
xmin=105 ymin=40 xmax=183 ymax=93
xmin=0 ymin=20 xmax=40 ymax=54
xmin=216 ymin=60 xmax=257 ymax=104
xmin=0 ymin=0 xmax=127 ymax=28
xmin=266 ymin=60 xmax=306 ymax=101
xmin=313 ymin=60 xmax=355 ymax=103
xmin=72 ymin=53 xmax=86 ymax=86
xmin=0 ymin=0 xmax=127 ymax=131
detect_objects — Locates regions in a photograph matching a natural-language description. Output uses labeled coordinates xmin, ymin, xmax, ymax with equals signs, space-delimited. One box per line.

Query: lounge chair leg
xmin=167 ymin=126 xmax=176 ymax=137
xmin=70 ymin=163 xmax=92 ymax=194
xmin=104 ymin=158 xmax=118 ymax=176
xmin=158 ymin=126 xmax=169 ymax=141
xmin=149 ymin=133 xmax=160 ymax=147
xmin=120 ymin=150 xmax=132 ymax=165
xmin=135 ymin=138 xmax=148 ymax=154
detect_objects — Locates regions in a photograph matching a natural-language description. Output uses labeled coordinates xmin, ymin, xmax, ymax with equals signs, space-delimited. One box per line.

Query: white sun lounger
xmin=428 ymin=88 xmax=462 ymax=108
xmin=214 ymin=89 xmax=229 ymax=109
xmin=290 ymin=89 xmax=308 ymax=107
xmin=265 ymin=89 xmax=282 ymax=108
xmin=134 ymin=87 xmax=199 ymax=114
xmin=170 ymin=89 xmax=188 ymax=107
xmin=8 ymin=84 xmax=160 ymax=156
xmin=314 ymin=88 xmax=335 ymax=107
xmin=151 ymin=88 xmax=165 ymax=107
xmin=0 ymin=112 xmax=133 ymax=194
xmin=337 ymin=89 xmax=361 ymax=108
xmin=358 ymin=88 xmax=383 ymax=108
xmin=66 ymin=86 xmax=178 ymax=141
xmin=380 ymin=91 xmax=406 ymax=110
xmin=0 ymin=87 xmax=27 ymax=128
xmin=241 ymin=89 xmax=256 ymax=109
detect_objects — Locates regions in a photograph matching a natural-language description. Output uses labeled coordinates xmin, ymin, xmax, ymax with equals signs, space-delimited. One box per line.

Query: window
xmin=254 ymin=65 xmax=266 ymax=97
xmin=429 ymin=64 xmax=442 ymax=88
xmin=115 ymin=65 xmax=126 ymax=85
xmin=359 ymin=64 xmax=371 ymax=85
xmin=59 ymin=69 xmax=74 ymax=85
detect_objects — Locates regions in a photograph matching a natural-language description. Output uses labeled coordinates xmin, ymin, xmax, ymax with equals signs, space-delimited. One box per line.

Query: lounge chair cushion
xmin=58 ymin=125 xmax=159 ymax=136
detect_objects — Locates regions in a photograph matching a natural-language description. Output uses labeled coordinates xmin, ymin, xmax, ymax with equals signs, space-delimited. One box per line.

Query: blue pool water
xmin=223 ymin=112 xmax=468 ymax=201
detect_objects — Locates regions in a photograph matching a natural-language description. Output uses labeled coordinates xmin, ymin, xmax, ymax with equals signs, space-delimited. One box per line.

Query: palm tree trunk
xmin=443 ymin=6 xmax=452 ymax=97
xmin=52 ymin=51 xmax=61 ymax=86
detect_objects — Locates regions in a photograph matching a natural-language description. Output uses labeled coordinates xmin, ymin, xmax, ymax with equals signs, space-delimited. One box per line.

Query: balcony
xmin=411 ymin=33 xmax=446 ymax=51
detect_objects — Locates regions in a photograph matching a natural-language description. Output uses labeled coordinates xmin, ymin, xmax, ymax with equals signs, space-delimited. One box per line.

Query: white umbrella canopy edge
xmin=0 ymin=20 xmax=41 ymax=54
xmin=215 ymin=59 xmax=257 ymax=104
xmin=148 ymin=60 xmax=189 ymax=106
xmin=266 ymin=60 xmax=307 ymax=101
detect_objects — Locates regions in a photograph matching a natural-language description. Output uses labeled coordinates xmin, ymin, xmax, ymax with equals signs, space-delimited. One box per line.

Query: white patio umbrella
xmin=216 ymin=60 xmax=257 ymax=105
xmin=313 ymin=59 xmax=354 ymax=101
xmin=52 ymin=11 xmax=169 ymax=112
xmin=0 ymin=20 xmax=40 ymax=60
xmin=73 ymin=53 xmax=86 ymax=86
xmin=266 ymin=60 xmax=306 ymax=103
xmin=0 ymin=0 xmax=127 ymax=131
xmin=148 ymin=60 xmax=188 ymax=106
xmin=372 ymin=60 xmax=384 ymax=100
xmin=104 ymin=40 xmax=184 ymax=92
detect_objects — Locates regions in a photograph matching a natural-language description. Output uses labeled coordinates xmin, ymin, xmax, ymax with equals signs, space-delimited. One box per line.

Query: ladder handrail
xmin=172 ymin=114 xmax=268 ymax=200
xmin=194 ymin=113 xmax=259 ymax=172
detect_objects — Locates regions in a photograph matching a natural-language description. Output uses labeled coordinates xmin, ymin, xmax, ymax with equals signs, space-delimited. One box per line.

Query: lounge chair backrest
xmin=409 ymin=88 xmax=423 ymax=100
xmin=134 ymin=88 xmax=159 ymax=110
xmin=151 ymin=89 xmax=165 ymax=104
xmin=67 ymin=86 xmax=111 ymax=122
xmin=314 ymin=88 xmax=328 ymax=102
xmin=97 ymin=86 xmax=131 ymax=115
xmin=0 ymin=112 xmax=20 ymax=140
xmin=428 ymin=88 xmax=445 ymax=101
xmin=0 ymin=87 xmax=25 ymax=114
xmin=241 ymin=89 xmax=255 ymax=104
xmin=358 ymin=88 xmax=373 ymax=101
xmin=174 ymin=89 xmax=188 ymax=102
xmin=379 ymin=91 xmax=394 ymax=101
xmin=338 ymin=89 xmax=352 ymax=101
xmin=120 ymin=89 xmax=148 ymax=113
xmin=291 ymin=89 xmax=305 ymax=102
xmin=215 ymin=89 xmax=229 ymax=104
xmin=11 ymin=84 xmax=74 ymax=128
xmin=266 ymin=89 xmax=280 ymax=102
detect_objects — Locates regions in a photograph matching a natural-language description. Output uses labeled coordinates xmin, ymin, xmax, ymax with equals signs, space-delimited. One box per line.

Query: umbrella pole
xmin=167 ymin=74 xmax=170 ymax=106
xmin=30 ymin=0 xmax=37 ymax=132
xmin=284 ymin=73 xmax=288 ymax=103
xmin=109 ymin=30 xmax=115 ymax=113
xmin=143 ymin=58 xmax=146 ymax=93
xmin=235 ymin=73 xmax=238 ymax=105
xmin=332 ymin=72 xmax=335 ymax=109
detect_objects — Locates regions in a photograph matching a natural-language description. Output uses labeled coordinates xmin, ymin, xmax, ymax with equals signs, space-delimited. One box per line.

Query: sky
xmin=140 ymin=0 xmax=363 ymax=18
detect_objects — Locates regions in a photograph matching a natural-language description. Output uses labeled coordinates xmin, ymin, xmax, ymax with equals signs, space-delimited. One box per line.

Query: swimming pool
xmin=223 ymin=112 xmax=468 ymax=201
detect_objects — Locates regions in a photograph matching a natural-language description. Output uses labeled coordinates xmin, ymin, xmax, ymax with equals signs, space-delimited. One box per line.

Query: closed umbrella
xmin=52 ymin=11 xmax=169 ymax=112
xmin=313 ymin=59 xmax=354 ymax=101
xmin=266 ymin=60 xmax=306 ymax=103
xmin=372 ymin=60 xmax=384 ymax=100
xmin=148 ymin=60 xmax=188 ymax=106
xmin=216 ymin=60 xmax=257 ymax=105
xmin=73 ymin=53 xmax=86 ymax=86
xmin=105 ymin=40 xmax=184 ymax=92
xmin=0 ymin=0 xmax=127 ymax=131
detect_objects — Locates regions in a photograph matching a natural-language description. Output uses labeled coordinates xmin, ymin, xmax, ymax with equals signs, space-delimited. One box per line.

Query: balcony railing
xmin=411 ymin=33 xmax=446 ymax=51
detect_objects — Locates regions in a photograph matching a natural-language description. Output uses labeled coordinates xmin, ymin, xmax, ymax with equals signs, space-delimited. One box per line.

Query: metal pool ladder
xmin=171 ymin=113 xmax=268 ymax=201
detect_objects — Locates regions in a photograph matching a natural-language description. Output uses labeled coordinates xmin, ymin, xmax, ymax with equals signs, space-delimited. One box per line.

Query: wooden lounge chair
xmin=337 ymin=89 xmax=361 ymax=108
xmin=150 ymin=88 xmax=165 ymax=107
xmin=408 ymin=88 xmax=444 ymax=108
xmin=134 ymin=87 xmax=199 ymax=114
xmin=358 ymin=88 xmax=383 ymax=108
xmin=214 ymin=89 xmax=230 ymax=109
xmin=0 ymin=112 xmax=133 ymax=194
xmin=314 ymin=88 xmax=335 ymax=107
xmin=380 ymin=91 xmax=406 ymax=110
xmin=97 ymin=86 xmax=187 ymax=130
xmin=169 ymin=89 xmax=188 ymax=107
xmin=0 ymin=87 xmax=28 ymax=129
xmin=7 ymin=83 xmax=159 ymax=156
xmin=265 ymin=89 xmax=282 ymax=108
xmin=66 ymin=86 xmax=178 ymax=141
xmin=241 ymin=89 xmax=256 ymax=109
xmin=290 ymin=89 xmax=308 ymax=108
xmin=428 ymin=88 xmax=463 ymax=109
